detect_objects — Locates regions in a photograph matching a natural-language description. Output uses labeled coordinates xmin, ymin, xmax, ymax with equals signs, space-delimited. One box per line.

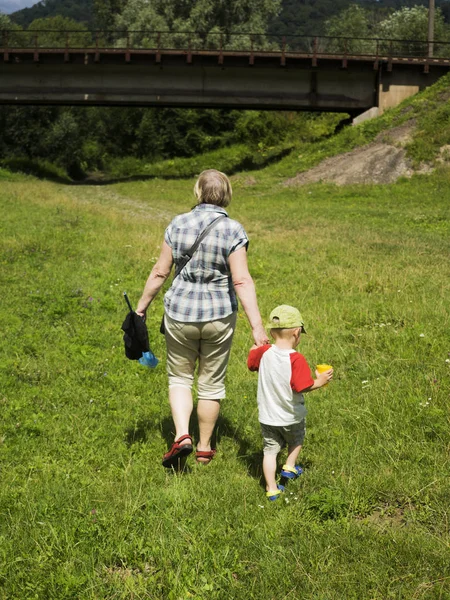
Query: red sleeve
xmin=290 ymin=352 xmax=314 ymax=392
xmin=247 ymin=345 xmax=271 ymax=371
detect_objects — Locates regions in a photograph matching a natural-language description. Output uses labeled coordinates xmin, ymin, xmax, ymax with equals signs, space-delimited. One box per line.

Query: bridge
xmin=1 ymin=31 xmax=450 ymax=116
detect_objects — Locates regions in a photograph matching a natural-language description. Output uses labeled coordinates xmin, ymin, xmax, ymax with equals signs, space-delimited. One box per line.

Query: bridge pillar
xmin=378 ymin=64 xmax=448 ymax=114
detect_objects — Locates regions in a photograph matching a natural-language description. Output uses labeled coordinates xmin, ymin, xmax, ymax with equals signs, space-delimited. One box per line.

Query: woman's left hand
xmin=252 ymin=323 xmax=270 ymax=346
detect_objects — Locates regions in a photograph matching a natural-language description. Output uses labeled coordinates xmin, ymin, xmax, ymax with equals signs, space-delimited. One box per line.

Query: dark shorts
xmin=260 ymin=421 xmax=306 ymax=455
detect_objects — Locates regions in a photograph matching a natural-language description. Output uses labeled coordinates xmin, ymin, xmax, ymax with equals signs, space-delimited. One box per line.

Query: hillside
xmin=267 ymin=0 xmax=450 ymax=37
xmin=10 ymin=0 xmax=450 ymax=31
xmin=258 ymin=71 xmax=450 ymax=185
xmin=10 ymin=0 xmax=94 ymax=27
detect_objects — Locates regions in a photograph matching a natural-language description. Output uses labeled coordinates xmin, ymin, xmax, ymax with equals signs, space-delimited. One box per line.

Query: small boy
xmin=247 ymin=305 xmax=333 ymax=501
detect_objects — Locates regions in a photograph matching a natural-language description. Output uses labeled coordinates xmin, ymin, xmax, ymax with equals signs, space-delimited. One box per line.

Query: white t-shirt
xmin=247 ymin=344 xmax=314 ymax=426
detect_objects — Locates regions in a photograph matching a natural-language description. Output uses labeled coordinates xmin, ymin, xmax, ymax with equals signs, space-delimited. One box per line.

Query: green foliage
xmin=324 ymin=4 xmax=450 ymax=55
xmin=325 ymin=5 xmax=373 ymax=53
xmin=93 ymin=0 xmax=123 ymax=30
xmin=0 ymin=11 xmax=22 ymax=34
xmin=0 ymin=106 xmax=58 ymax=159
xmin=106 ymin=112 xmax=341 ymax=178
xmin=27 ymin=15 xmax=92 ymax=47
xmin=325 ymin=5 xmax=371 ymax=40
xmin=379 ymin=5 xmax=447 ymax=41
xmin=43 ymin=110 xmax=85 ymax=177
xmin=0 ymin=12 xmax=13 ymax=28
xmin=235 ymin=111 xmax=300 ymax=150
xmin=0 ymin=102 xmax=337 ymax=180
xmin=9 ymin=0 xmax=450 ymax=37
xmin=0 ymin=156 xmax=71 ymax=181
xmin=114 ymin=0 xmax=282 ymax=49
xmin=107 ymin=143 xmax=293 ymax=179
xmin=10 ymin=0 xmax=94 ymax=28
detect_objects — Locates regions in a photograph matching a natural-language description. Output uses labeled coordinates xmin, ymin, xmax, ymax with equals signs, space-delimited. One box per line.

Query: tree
xmin=93 ymin=0 xmax=125 ymax=33
xmin=324 ymin=5 xmax=373 ymax=53
xmin=378 ymin=6 xmax=448 ymax=55
xmin=114 ymin=0 xmax=282 ymax=50
xmin=27 ymin=15 xmax=92 ymax=47
xmin=10 ymin=0 xmax=94 ymax=29
xmin=0 ymin=11 xmax=23 ymax=47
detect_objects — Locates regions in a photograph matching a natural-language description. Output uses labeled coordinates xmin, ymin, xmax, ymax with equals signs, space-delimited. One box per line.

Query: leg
xmin=162 ymin=316 xmax=200 ymax=467
xmin=285 ymin=443 xmax=302 ymax=468
xmin=197 ymin=399 xmax=220 ymax=452
xmin=169 ymin=386 xmax=194 ymax=443
xmin=263 ymin=453 xmax=278 ymax=493
xmin=280 ymin=422 xmax=305 ymax=479
xmin=165 ymin=315 xmax=200 ymax=443
xmin=260 ymin=424 xmax=284 ymax=494
xmin=196 ymin=314 xmax=236 ymax=463
xmin=197 ymin=313 xmax=236 ymax=401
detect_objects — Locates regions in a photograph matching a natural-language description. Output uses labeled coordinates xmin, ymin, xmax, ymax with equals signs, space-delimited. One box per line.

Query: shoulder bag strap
xmin=174 ymin=215 xmax=227 ymax=279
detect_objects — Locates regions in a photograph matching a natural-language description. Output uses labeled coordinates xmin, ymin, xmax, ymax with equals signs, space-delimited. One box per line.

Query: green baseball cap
xmin=267 ymin=305 xmax=306 ymax=333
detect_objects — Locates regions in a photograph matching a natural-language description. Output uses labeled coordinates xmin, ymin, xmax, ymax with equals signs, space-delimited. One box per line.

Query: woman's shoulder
xmin=221 ymin=216 xmax=247 ymax=234
xmin=167 ymin=211 xmax=193 ymax=229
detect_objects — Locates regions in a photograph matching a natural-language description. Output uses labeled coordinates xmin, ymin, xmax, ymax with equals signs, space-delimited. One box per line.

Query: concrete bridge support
xmin=378 ymin=63 xmax=447 ymax=113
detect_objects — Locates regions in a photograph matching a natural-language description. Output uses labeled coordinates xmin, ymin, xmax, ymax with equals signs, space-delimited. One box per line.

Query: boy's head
xmin=267 ymin=305 xmax=306 ymax=347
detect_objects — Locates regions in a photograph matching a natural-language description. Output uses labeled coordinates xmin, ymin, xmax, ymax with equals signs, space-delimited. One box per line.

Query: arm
xmin=229 ymin=247 xmax=269 ymax=346
xmin=136 ymin=241 xmax=173 ymax=317
xmin=303 ymin=368 xmax=334 ymax=392
xmin=290 ymin=353 xmax=333 ymax=393
xmin=247 ymin=344 xmax=271 ymax=371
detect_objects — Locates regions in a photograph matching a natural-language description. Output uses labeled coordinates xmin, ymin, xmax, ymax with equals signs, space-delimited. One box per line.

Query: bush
xmin=0 ymin=157 xmax=71 ymax=182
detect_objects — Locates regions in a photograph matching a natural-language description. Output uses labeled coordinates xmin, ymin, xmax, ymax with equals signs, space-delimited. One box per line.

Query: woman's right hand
xmin=252 ymin=323 xmax=270 ymax=346
xmin=135 ymin=299 xmax=147 ymax=319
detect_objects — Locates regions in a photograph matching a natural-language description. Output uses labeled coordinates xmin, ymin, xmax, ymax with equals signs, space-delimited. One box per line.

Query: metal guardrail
xmin=2 ymin=30 xmax=450 ymax=59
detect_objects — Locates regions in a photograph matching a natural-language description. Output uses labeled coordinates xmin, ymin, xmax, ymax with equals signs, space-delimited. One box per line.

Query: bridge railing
xmin=2 ymin=30 xmax=450 ymax=59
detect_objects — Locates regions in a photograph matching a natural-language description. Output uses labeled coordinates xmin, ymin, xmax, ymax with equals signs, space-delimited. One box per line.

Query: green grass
xmin=1 ymin=161 xmax=449 ymax=599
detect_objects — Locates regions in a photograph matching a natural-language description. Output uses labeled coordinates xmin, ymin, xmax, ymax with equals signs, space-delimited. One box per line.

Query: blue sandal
xmin=280 ymin=465 xmax=303 ymax=479
xmin=266 ymin=484 xmax=285 ymax=501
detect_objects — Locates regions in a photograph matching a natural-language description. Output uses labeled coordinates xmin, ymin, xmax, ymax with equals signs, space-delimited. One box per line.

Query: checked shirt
xmin=164 ymin=203 xmax=249 ymax=322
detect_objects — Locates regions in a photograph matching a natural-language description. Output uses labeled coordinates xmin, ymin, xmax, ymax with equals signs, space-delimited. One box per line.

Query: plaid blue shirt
xmin=164 ymin=203 xmax=249 ymax=322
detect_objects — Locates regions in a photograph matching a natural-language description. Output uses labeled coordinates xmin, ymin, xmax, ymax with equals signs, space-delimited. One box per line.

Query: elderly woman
xmin=136 ymin=169 xmax=268 ymax=467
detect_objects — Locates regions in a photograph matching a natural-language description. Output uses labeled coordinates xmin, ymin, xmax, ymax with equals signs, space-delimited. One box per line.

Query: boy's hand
xmin=315 ymin=368 xmax=333 ymax=387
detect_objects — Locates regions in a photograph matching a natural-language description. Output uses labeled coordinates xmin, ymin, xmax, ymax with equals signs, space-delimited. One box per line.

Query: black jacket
xmin=121 ymin=311 xmax=150 ymax=360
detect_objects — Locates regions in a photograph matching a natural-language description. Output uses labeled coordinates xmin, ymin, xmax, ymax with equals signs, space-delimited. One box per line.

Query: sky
xmin=0 ymin=0 xmax=37 ymax=13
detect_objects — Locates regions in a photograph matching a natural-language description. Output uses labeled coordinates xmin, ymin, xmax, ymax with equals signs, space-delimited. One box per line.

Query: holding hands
xmin=252 ymin=323 xmax=270 ymax=346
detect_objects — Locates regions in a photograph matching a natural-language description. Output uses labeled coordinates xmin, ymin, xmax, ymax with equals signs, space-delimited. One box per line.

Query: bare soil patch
xmin=284 ymin=120 xmax=431 ymax=186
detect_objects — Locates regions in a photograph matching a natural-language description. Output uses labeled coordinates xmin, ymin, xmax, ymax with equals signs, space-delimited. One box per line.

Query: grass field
xmin=1 ymin=163 xmax=450 ymax=599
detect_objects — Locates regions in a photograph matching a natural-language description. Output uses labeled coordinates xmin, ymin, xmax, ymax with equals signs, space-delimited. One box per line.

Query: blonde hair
xmin=194 ymin=169 xmax=232 ymax=207
xmin=270 ymin=328 xmax=300 ymax=340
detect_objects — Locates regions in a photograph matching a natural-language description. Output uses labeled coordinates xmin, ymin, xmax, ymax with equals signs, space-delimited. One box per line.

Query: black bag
xmin=122 ymin=294 xmax=150 ymax=360
xmin=160 ymin=215 xmax=226 ymax=335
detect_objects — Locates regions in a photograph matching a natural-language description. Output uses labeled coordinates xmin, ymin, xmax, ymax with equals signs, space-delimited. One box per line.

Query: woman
xmin=136 ymin=169 xmax=268 ymax=468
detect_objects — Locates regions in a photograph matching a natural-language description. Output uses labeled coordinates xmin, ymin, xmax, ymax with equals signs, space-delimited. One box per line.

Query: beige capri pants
xmin=164 ymin=312 xmax=237 ymax=400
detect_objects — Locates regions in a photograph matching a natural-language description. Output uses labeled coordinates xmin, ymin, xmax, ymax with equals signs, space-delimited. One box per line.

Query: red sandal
xmin=195 ymin=449 xmax=216 ymax=464
xmin=162 ymin=434 xmax=193 ymax=468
